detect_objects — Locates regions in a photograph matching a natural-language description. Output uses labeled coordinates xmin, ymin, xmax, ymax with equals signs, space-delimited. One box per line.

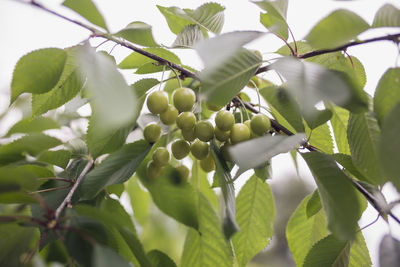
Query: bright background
xmin=1 ymin=0 xmax=400 ymax=266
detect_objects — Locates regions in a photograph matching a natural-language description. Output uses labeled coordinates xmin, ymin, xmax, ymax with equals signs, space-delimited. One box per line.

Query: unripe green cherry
xmin=215 ymin=110 xmax=234 ymax=131
xmin=147 ymin=91 xmax=168 ymax=114
xmin=200 ymin=154 xmax=215 ymax=172
xmin=152 ymin=147 xmax=170 ymax=166
xmin=181 ymin=128 xmax=196 ymax=142
xmin=194 ymin=120 xmax=214 ymax=142
xmin=244 ymin=120 xmax=259 ymax=139
xmin=250 ymin=114 xmax=271 ymax=136
xmin=147 ymin=160 xmax=162 ymax=179
xmin=230 ymin=123 xmax=250 ymax=144
xmin=176 ymin=164 xmax=190 ymax=180
xmin=191 ymin=140 xmax=209 ymax=160
xmin=171 ymin=139 xmax=190 ymax=159
xmin=143 ymin=123 xmax=161 ymax=143
xmin=160 ymin=104 xmax=178 ymax=125
xmin=176 ymin=112 xmax=196 ymax=130
xmin=173 ymin=87 xmax=196 ymax=112
xmin=214 ymin=127 xmax=230 ymax=142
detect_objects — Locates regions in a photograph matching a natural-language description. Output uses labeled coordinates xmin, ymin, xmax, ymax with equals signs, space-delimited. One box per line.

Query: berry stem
xmin=158 ymin=65 xmax=166 ymax=91
xmin=249 ymin=79 xmax=261 ymax=113
xmin=169 ymin=66 xmax=182 ymax=88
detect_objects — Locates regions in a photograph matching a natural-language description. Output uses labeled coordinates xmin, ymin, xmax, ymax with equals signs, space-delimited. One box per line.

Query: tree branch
xmin=54 ymin=159 xmax=93 ymax=220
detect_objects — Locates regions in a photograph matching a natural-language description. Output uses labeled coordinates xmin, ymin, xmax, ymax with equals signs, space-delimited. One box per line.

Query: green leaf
xmin=147 ymin=250 xmax=177 ymax=267
xmin=6 ymin=116 xmax=59 ymax=136
xmin=303 ymin=234 xmax=351 ymax=267
xmin=37 ymin=149 xmax=71 ymax=168
xmin=252 ymin=0 xmax=288 ymax=18
xmin=258 ymin=1 xmax=289 ymax=40
xmin=62 ymin=0 xmax=108 ymax=30
xmin=329 ymin=104 xmax=350 ymax=155
xmin=374 ymin=68 xmax=400 ymax=125
xmin=304 ymin=109 xmax=332 ymax=130
xmin=172 ymin=24 xmax=204 ymax=48
xmin=11 ymin=48 xmax=67 ymax=103
xmin=0 ymin=133 xmax=62 ymax=165
xmin=379 ymin=104 xmax=400 ymax=191
xmin=211 ymin=141 xmax=239 ymax=239
xmin=119 ymin=47 xmax=180 ymax=70
xmin=199 ymin=48 xmax=262 ymax=106
xmin=379 ymin=235 xmax=400 ymax=267
xmin=80 ymin=140 xmax=151 ymax=199
xmin=272 ymin=57 xmax=368 ymax=115
xmin=32 ymin=47 xmax=84 ymax=116
xmin=348 ymin=112 xmax=385 ymax=185
xmin=229 ymin=134 xmax=306 ymax=172
xmin=306 ymin=122 xmax=334 ymax=154
xmin=348 ymin=229 xmax=371 ymax=267
xmin=325 ymin=55 xmax=367 ymax=90
xmin=157 ymin=3 xmax=225 ymax=35
xmin=259 ymin=86 xmax=304 ymax=133
xmin=192 ymin=161 xmax=219 ymax=212
xmin=232 ymin=176 xmax=275 ymax=267
xmin=115 ymin=21 xmax=158 ymax=47
xmin=302 ymin=152 xmax=361 ymax=240
xmin=93 ymin=244 xmax=131 ymax=267
xmin=119 ymin=228 xmax=153 ymax=267
xmin=126 ymin=176 xmax=151 ymax=226
xmin=78 ymin=45 xmax=138 ymax=143
xmin=306 ymin=9 xmax=369 ymax=49
xmin=306 ymin=190 xmax=322 ymax=218
xmin=373 ymin=4 xmax=400 ymax=28
xmin=286 ymin=193 xmax=329 ymax=266
xmin=181 ymin=193 xmax=233 ymax=267
xmin=333 ymin=153 xmax=369 ymax=183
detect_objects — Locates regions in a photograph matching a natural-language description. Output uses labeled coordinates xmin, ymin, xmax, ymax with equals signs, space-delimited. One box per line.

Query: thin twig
xmin=38 ymin=177 xmax=74 ymax=183
xmin=31 ymin=185 xmax=71 ymax=194
xmin=54 ymin=159 xmax=93 ymax=220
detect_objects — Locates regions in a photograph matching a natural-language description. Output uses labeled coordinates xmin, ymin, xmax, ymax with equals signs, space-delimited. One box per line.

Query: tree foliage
xmin=2 ymin=0 xmax=400 ymax=266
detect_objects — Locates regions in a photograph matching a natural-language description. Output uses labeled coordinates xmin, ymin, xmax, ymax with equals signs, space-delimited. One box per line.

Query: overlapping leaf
xmin=172 ymin=24 xmax=204 ymax=48
xmin=37 ymin=150 xmax=71 ymax=168
xmin=373 ymin=4 xmax=400 ymax=28
xmin=329 ymin=104 xmax=350 ymax=155
xmin=254 ymin=0 xmax=289 ymax=39
xmin=115 ymin=21 xmax=158 ymax=47
xmin=306 ymin=123 xmax=334 ymax=154
xmin=379 ymin=235 xmax=400 ymax=267
xmin=63 ymin=0 xmax=108 ymax=30
xmin=6 ymin=116 xmax=59 ymax=136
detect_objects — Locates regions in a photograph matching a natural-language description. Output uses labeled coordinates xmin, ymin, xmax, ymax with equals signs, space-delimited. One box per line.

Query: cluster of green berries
xmin=143 ymin=87 xmax=272 ymax=179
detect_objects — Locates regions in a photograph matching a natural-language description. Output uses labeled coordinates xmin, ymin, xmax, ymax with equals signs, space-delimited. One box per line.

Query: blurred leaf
xmin=37 ymin=149 xmax=71 ymax=168
xmin=232 ymin=176 xmax=275 ymax=267
xmin=0 ymin=133 xmax=62 ymax=165
xmin=326 ymin=55 xmax=367 ymax=90
xmin=32 ymin=47 xmax=84 ymax=116
xmin=374 ymin=68 xmax=400 ymax=125
xmin=80 ymin=140 xmax=151 ymax=199
xmin=257 ymin=0 xmax=289 ymax=40
xmin=333 ymin=153 xmax=370 ymax=183
xmin=373 ymin=4 xmax=400 ymax=28
xmin=306 ymin=190 xmax=321 ymax=218
xmin=252 ymin=0 xmax=288 ymax=18
xmin=63 ymin=0 xmax=108 ymax=30
xmin=157 ymin=3 xmax=225 ymax=35
xmin=304 ymin=109 xmax=332 ymax=130
xmin=286 ymin=193 xmax=329 ymax=266
xmin=379 ymin=235 xmax=400 ymax=267
xmin=306 ymin=122 xmax=334 ymax=154
xmin=181 ymin=193 xmax=233 ymax=267
xmin=147 ymin=250 xmax=177 ymax=267
xmin=11 ymin=48 xmax=67 ymax=103
xmin=348 ymin=112 xmax=385 ymax=185
xmin=328 ymin=104 xmax=350 ymax=155
xmin=106 ymin=183 xmax=124 ymax=197
xmin=303 ymin=234 xmax=351 ymax=267
xmin=126 ymin=176 xmax=151 ymax=225
xmin=115 ymin=21 xmax=158 ymax=47
xmin=272 ymin=57 xmax=368 ymax=115
xmin=357 ymin=180 xmax=389 ymax=217
xmin=93 ymin=244 xmax=131 ymax=267
xmin=211 ymin=141 xmax=239 ymax=238
xmin=119 ymin=228 xmax=152 ymax=267
xmin=348 ymin=230 xmax=371 ymax=267
xmin=306 ymin=9 xmax=369 ymax=49
xmin=379 ymin=104 xmax=400 ymax=191
xmin=6 ymin=117 xmax=59 ymax=136
xmin=260 ymin=86 xmax=304 ymax=132
xmin=172 ymin=24 xmax=204 ymax=48
xmin=119 ymin=47 xmax=180 ymax=70
xmin=229 ymin=134 xmax=306 ymax=171
xmin=302 ymin=152 xmax=361 ymax=240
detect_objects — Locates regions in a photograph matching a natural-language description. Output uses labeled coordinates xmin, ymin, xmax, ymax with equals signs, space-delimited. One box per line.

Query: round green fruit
xmin=160 ymin=104 xmax=178 ymax=125
xmin=147 ymin=160 xmax=162 ymax=179
xmin=152 ymin=147 xmax=170 ymax=166
xmin=176 ymin=164 xmax=190 ymax=180
xmin=250 ymin=114 xmax=271 ymax=136
xmin=230 ymin=123 xmax=250 ymax=144
xmin=147 ymin=91 xmax=168 ymax=114
xmin=176 ymin=112 xmax=196 ymax=130
xmin=215 ymin=110 xmax=234 ymax=131
xmin=171 ymin=139 xmax=190 ymax=160
xmin=191 ymin=140 xmax=209 ymax=160
xmin=194 ymin=120 xmax=214 ymax=142
xmin=200 ymin=154 xmax=215 ymax=172
xmin=214 ymin=127 xmax=230 ymax=142
xmin=181 ymin=127 xmax=196 ymax=142
xmin=244 ymin=120 xmax=258 ymax=139
xmin=173 ymin=87 xmax=196 ymax=112
xmin=143 ymin=123 xmax=161 ymax=143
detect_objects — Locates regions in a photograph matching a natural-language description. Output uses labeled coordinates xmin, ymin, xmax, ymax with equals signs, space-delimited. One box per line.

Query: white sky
xmin=1 ymin=0 xmax=400 ymax=266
